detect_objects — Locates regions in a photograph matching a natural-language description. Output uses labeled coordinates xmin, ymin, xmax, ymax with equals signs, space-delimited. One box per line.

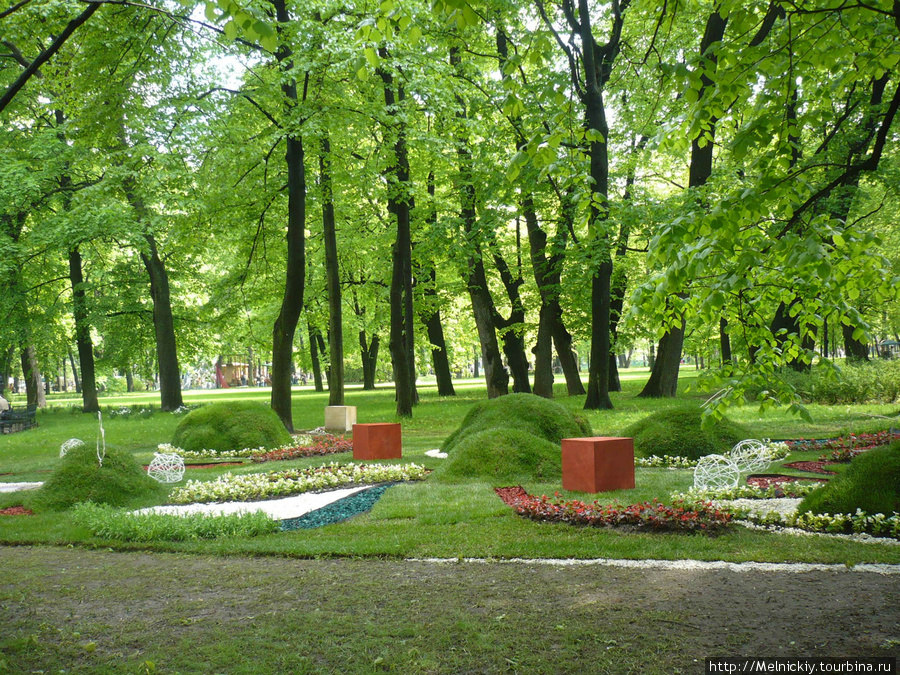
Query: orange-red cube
xmin=352 ymin=423 xmax=402 ymax=460
xmin=561 ymin=437 xmax=635 ymax=493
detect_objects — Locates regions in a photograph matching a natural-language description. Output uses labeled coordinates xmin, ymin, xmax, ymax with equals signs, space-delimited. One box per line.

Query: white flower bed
xmin=635 ymin=440 xmax=791 ymax=470
xmin=673 ymin=481 xmax=824 ymax=502
xmin=158 ymin=436 xmax=317 ymax=460
xmin=168 ymin=462 xmax=428 ymax=505
xmin=740 ymin=508 xmax=900 ymax=539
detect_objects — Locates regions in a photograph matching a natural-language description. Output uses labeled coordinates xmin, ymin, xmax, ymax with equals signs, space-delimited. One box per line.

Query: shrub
xmin=73 ymin=503 xmax=280 ymax=541
xmin=30 ymin=443 xmax=166 ymax=512
xmin=436 ymin=394 xmax=592 ymax=483
xmin=797 ymin=441 xmax=900 ymax=517
xmin=782 ymin=360 xmax=900 ymax=405
xmin=171 ymin=401 xmax=292 ymax=455
xmin=623 ymin=407 xmax=749 ymax=461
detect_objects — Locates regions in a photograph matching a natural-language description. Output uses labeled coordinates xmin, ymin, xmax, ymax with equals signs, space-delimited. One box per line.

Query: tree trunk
xmin=720 ymin=317 xmax=732 ymax=365
xmin=379 ymin=53 xmax=416 ymax=417
xmin=0 ymin=346 xmax=13 ymax=398
xmin=68 ymin=346 xmax=81 ymax=393
xmin=139 ymin=234 xmax=184 ymax=411
xmin=422 ymin=174 xmax=456 ymax=397
xmin=771 ymin=301 xmax=814 ymax=372
xmin=308 ymin=322 xmax=324 ymax=392
xmin=68 ymin=246 xmax=99 ymax=413
xmin=359 ymin=331 xmax=379 ymax=390
xmin=842 ymin=324 xmax=870 ymax=362
xmin=20 ymin=346 xmax=45 ymax=408
xmin=268 ymin=0 xmax=308 ymax=431
xmin=638 ymin=317 xmax=685 ymax=398
xmin=320 ymin=135 xmax=344 ymax=406
xmin=641 ymin=10 xmax=727 ymax=398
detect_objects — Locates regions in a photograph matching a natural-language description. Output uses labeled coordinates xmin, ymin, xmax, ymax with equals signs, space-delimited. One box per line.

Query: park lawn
xmin=1 ymin=374 xmax=899 ymax=565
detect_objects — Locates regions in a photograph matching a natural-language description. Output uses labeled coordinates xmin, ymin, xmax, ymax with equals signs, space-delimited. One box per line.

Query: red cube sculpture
xmin=561 ymin=437 xmax=635 ymax=493
xmin=352 ymin=423 xmax=402 ymax=460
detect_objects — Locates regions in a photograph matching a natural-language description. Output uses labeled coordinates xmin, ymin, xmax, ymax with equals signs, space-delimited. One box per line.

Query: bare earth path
xmin=1 ymin=546 xmax=898 ymax=674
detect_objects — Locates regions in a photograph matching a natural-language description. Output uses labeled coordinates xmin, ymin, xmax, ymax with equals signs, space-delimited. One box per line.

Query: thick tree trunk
xmin=638 ymin=317 xmax=685 ymax=398
xmin=379 ymin=55 xmax=416 ymax=417
xmin=267 ymin=0 xmax=308 ymax=430
xmin=68 ymin=247 xmax=99 ymax=413
xmin=20 ymin=346 xmax=45 ymax=408
xmin=0 ymin=347 xmax=12 ymax=398
xmin=490 ymin=248 xmax=531 ymax=395
xmin=771 ymin=301 xmax=814 ymax=372
xmin=720 ymin=317 xmax=733 ymax=365
xmin=139 ymin=234 xmax=183 ymax=411
xmin=641 ymin=10 xmax=727 ymax=398
xmin=125 ymin=370 xmax=134 ymax=392
xmin=320 ymin=136 xmax=344 ymax=406
xmin=842 ymin=323 xmax=870 ymax=362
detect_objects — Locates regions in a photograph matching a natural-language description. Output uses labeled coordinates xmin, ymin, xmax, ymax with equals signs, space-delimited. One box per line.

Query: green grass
xmin=171 ymin=400 xmax=292 ymax=453
xmin=2 ymin=374 xmax=899 ymax=565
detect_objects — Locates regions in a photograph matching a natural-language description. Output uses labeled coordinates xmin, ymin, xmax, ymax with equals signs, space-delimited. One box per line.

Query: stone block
xmin=561 ymin=437 xmax=635 ymax=493
xmin=352 ymin=423 xmax=402 ymax=460
xmin=325 ymin=406 xmax=357 ymax=433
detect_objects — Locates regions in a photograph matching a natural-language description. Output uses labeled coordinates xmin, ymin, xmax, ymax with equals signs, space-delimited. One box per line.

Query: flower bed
xmin=746 ymin=474 xmax=828 ymax=489
xmin=250 ymin=434 xmax=352 ymax=463
xmin=494 ymin=487 xmax=733 ymax=533
xmin=168 ymin=462 xmax=429 ymax=505
xmin=634 ymin=440 xmax=791 ymax=469
xmin=781 ymin=461 xmax=837 ymax=475
xmin=673 ymin=481 xmax=824 ymax=501
xmin=739 ymin=508 xmax=900 ymax=540
xmin=787 ymin=431 xmax=899 ymax=459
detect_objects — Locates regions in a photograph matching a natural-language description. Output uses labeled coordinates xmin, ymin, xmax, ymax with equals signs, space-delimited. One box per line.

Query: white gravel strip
xmin=0 ymin=482 xmax=43 ymax=493
xmin=135 ymin=485 xmax=373 ymax=520
xmin=407 ymin=557 xmax=900 ymax=574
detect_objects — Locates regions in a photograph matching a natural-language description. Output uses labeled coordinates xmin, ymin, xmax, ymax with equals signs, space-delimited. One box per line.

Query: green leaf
xmin=364 ymin=47 xmax=380 ymax=68
xmin=223 ymin=20 xmax=237 ymax=40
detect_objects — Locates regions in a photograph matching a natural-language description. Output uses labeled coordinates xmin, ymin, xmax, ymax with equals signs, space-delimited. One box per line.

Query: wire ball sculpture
xmin=59 ymin=438 xmax=85 ymax=458
xmin=147 ymin=452 xmax=185 ymax=484
xmin=727 ymin=439 xmax=772 ymax=474
xmin=693 ymin=454 xmax=741 ymax=490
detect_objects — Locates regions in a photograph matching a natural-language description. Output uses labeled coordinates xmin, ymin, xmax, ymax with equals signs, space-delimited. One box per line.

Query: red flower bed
xmin=250 ymin=434 xmax=353 ymax=463
xmin=0 ymin=506 xmax=34 ymax=516
xmin=788 ymin=431 xmax=898 ymax=461
xmin=494 ymin=487 xmax=732 ymax=533
xmin=781 ymin=461 xmax=838 ymax=475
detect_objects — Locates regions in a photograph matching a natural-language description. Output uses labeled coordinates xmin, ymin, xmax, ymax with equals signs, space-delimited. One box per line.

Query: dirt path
xmin=1 ymin=546 xmax=898 ymax=674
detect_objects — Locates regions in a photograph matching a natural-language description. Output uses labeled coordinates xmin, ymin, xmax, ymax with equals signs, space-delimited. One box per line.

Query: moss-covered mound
xmin=30 ymin=443 xmax=166 ymax=512
xmin=171 ymin=401 xmax=292 ymax=454
xmin=436 ymin=393 xmax=592 ymax=483
xmin=798 ymin=441 xmax=900 ymax=516
xmin=623 ymin=407 xmax=749 ymax=461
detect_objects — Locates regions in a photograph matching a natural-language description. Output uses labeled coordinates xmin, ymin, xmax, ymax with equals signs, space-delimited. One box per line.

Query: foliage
xmin=171 ymin=401 xmax=292 ymax=455
xmin=72 ymin=502 xmax=279 ymax=541
xmin=624 ymin=407 xmax=750 ymax=461
xmin=636 ymin=440 xmax=791 ymax=469
xmin=778 ymin=362 xmax=900 ymax=406
xmin=168 ymin=462 xmax=429 ymax=504
xmin=29 ymin=442 xmax=165 ymax=512
xmin=785 ymin=430 xmax=900 ymax=459
xmin=496 ymin=487 xmax=733 ymax=534
xmin=798 ymin=442 xmax=900 ymax=518
xmin=742 ymin=509 xmax=900 ymax=540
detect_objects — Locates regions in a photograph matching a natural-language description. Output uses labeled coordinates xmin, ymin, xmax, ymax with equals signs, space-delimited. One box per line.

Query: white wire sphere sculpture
xmin=59 ymin=438 xmax=85 ymax=458
xmin=728 ymin=439 xmax=772 ymax=474
xmin=147 ymin=453 xmax=185 ymax=483
xmin=693 ymin=454 xmax=741 ymax=490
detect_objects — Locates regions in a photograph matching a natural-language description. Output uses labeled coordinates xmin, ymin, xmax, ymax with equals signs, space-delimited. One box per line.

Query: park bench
xmin=0 ymin=404 xmax=38 ymax=434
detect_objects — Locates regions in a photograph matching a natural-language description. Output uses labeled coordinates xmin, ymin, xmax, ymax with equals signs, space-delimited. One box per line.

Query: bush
xmin=797 ymin=441 xmax=900 ymax=517
xmin=623 ymin=407 xmax=749 ymax=461
xmin=436 ymin=393 xmax=592 ymax=483
xmin=171 ymin=401 xmax=292 ymax=454
xmin=782 ymin=360 xmax=900 ymax=405
xmin=30 ymin=443 xmax=166 ymax=512
xmin=72 ymin=503 xmax=280 ymax=541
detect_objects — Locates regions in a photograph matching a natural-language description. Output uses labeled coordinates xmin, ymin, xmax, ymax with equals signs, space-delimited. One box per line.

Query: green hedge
xmin=798 ymin=441 xmax=900 ymax=517
xmin=781 ymin=360 xmax=900 ymax=405
xmin=171 ymin=401 xmax=292 ymax=454
xmin=623 ymin=407 xmax=749 ymax=461
xmin=436 ymin=393 xmax=592 ymax=483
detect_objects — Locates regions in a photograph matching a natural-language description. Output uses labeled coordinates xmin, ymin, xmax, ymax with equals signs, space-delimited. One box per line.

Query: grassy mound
xmin=623 ymin=407 xmax=749 ymax=461
xmin=171 ymin=401 xmax=291 ymax=454
xmin=798 ymin=441 xmax=900 ymax=516
xmin=436 ymin=393 xmax=592 ymax=482
xmin=30 ymin=443 xmax=165 ymax=512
